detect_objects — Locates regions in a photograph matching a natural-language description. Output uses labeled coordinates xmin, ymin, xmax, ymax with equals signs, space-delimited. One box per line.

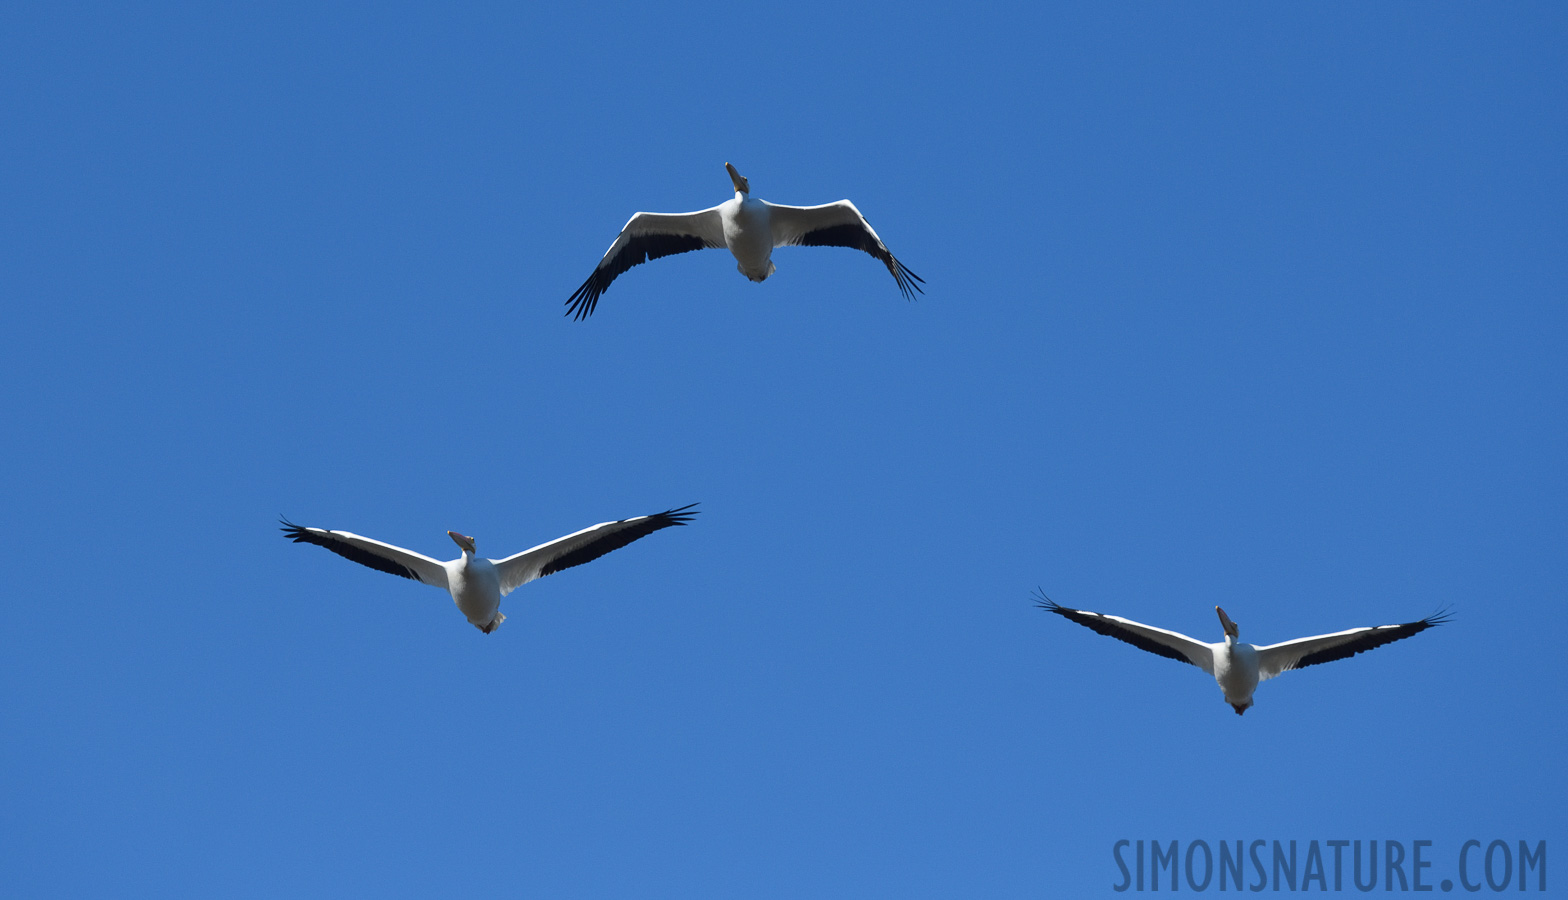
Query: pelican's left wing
xmin=491 ymin=504 xmax=699 ymax=595
xmin=279 ymin=519 xmax=450 ymax=590
xmin=1255 ymin=610 xmax=1451 ymax=681
xmin=567 ymin=209 xmax=727 ymax=319
xmin=1036 ymin=593 xmax=1216 ymax=674
xmin=765 ymin=200 xmax=924 ymax=299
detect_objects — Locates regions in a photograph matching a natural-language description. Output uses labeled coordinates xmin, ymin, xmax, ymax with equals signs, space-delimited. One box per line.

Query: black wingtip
xmin=565 ymin=274 xmax=603 ymax=320
xmin=658 ymin=502 xmax=700 ymax=526
xmin=279 ymin=517 xmax=308 ymax=540
xmin=1032 ymin=587 xmax=1063 ymax=613
xmin=894 ymin=258 xmax=925 ymax=300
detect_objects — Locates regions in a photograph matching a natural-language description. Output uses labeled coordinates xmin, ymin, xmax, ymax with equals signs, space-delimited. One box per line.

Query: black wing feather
xmin=1290 ymin=609 xmax=1453 ymax=671
xmin=538 ymin=503 xmax=699 ymax=577
xmin=793 ymin=223 xmax=926 ymax=300
xmin=279 ymin=518 xmax=428 ymax=583
xmin=566 ymin=234 xmax=715 ymax=320
xmin=1034 ymin=591 xmax=1202 ymax=668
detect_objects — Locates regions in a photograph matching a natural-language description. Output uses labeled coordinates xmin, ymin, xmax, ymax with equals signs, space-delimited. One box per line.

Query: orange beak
xmin=1216 ymin=606 xmax=1238 ymax=638
xmin=725 ymin=162 xmax=750 ymax=194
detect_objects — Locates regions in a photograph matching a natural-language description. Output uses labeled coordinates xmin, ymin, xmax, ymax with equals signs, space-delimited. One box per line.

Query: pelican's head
xmin=448 ymin=531 xmax=476 ymax=554
xmin=1216 ymin=606 xmax=1239 ymax=639
xmin=725 ymin=162 xmax=750 ymax=194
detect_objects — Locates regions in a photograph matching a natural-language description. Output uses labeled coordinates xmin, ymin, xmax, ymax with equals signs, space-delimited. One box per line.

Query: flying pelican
xmin=280 ymin=505 xmax=698 ymax=633
xmin=1035 ymin=593 xmax=1450 ymax=715
xmin=566 ymin=162 xmax=923 ymax=319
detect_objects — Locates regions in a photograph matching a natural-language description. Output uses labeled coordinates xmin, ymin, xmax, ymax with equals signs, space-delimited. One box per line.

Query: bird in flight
xmin=1037 ymin=593 xmax=1449 ymax=714
xmin=280 ymin=505 xmax=698 ymax=633
xmin=567 ymin=162 xmax=922 ymax=319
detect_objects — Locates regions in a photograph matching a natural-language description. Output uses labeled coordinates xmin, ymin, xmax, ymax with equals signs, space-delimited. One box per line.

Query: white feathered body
xmin=721 ymin=194 xmax=776 ymax=281
xmin=446 ymin=553 xmax=503 ymax=631
xmin=1212 ymin=640 xmax=1260 ymax=712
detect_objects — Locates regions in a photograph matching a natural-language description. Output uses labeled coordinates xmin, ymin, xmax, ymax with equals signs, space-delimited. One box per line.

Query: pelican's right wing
xmin=1255 ymin=610 xmax=1451 ymax=681
xmin=765 ymin=199 xmax=924 ymax=299
xmin=491 ymin=504 xmax=699 ymax=595
xmin=280 ymin=519 xmax=450 ymax=590
xmin=1035 ymin=592 xmax=1215 ymax=674
xmin=566 ymin=209 xmax=727 ymax=319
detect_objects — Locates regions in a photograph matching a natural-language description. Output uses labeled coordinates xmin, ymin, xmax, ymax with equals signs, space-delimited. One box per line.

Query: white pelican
xmin=280 ymin=505 xmax=697 ymax=633
xmin=566 ymin=162 xmax=923 ymax=319
xmin=1036 ymin=593 xmax=1450 ymax=715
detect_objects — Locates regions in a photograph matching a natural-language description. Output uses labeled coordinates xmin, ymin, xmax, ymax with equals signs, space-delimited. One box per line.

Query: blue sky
xmin=2 ymin=2 xmax=1564 ymax=896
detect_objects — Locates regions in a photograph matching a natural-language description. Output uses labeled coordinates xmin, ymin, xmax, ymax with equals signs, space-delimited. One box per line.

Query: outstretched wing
xmin=280 ymin=519 xmax=450 ymax=590
xmin=1255 ymin=609 xmax=1451 ymax=681
xmin=765 ymin=199 xmax=924 ymax=299
xmin=566 ymin=209 xmax=726 ymax=319
xmin=491 ymin=504 xmax=699 ymax=595
xmin=1035 ymin=591 xmax=1215 ymax=674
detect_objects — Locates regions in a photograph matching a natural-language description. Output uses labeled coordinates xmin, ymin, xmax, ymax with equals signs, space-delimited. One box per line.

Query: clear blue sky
xmin=3 ymin=2 xmax=1564 ymax=896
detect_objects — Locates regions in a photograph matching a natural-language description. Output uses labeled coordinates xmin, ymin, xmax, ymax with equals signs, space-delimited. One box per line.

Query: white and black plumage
xmin=566 ymin=162 xmax=923 ymax=319
xmin=280 ymin=505 xmax=698 ymax=633
xmin=1036 ymin=593 xmax=1450 ymax=715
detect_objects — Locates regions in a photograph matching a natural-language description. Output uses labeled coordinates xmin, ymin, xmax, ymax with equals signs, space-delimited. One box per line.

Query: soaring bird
xmin=566 ymin=162 xmax=923 ymax=318
xmin=1036 ymin=594 xmax=1450 ymax=715
xmin=280 ymin=505 xmax=698 ymax=633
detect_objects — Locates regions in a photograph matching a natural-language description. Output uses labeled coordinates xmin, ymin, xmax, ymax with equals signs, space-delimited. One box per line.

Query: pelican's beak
xmin=448 ymin=531 xmax=475 ymax=554
xmin=725 ymin=162 xmax=750 ymax=194
xmin=1216 ymin=606 xmax=1238 ymax=638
